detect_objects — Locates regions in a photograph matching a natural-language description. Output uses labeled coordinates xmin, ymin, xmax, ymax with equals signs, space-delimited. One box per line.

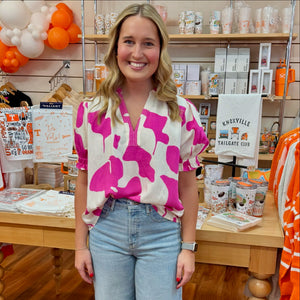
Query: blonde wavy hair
xmin=95 ymin=3 xmax=180 ymax=123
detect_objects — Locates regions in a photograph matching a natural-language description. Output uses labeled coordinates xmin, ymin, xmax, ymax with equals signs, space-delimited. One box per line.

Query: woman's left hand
xmin=176 ymin=249 xmax=195 ymax=289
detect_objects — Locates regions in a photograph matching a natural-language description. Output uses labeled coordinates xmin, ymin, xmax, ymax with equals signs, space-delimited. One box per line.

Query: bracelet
xmin=75 ymin=247 xmax=88 ymax=251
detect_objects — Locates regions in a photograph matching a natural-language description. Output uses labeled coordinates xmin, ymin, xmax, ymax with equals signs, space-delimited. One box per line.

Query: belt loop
xmin=146 ymin=204 xmax=151 ymax=215
xmin=110 ymin=198 xmax=116 ymax=211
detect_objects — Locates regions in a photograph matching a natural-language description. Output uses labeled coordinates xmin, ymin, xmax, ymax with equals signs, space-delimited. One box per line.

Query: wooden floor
xmin=2 ymin=244 xmax=249 ymax=300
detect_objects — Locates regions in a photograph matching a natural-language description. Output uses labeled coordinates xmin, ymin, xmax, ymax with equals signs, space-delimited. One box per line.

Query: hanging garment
xmin=0 ymin=83 xmax=32 ymax=107
xmin=279 ymin=142 xmax=299 ymax=300
xmin=0 ymin=107 xmax=33 ymax=160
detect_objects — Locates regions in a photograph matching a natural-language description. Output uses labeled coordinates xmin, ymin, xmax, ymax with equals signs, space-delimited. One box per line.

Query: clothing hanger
xmin=0 ymin=84 xmax=15 ymax=95
xmin=5 ymin=81 xmax=17 ymax=91
xmin=60 ymin=83 xmax=72 ymax=92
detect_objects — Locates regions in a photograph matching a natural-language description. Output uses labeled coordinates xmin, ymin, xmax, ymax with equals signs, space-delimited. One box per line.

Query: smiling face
xmin=117 ymin=15 xmax=160 ymax=88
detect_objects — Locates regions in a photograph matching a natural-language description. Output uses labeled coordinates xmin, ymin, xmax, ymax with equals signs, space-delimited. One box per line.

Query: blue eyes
xmin=123 ymin=40 xmax=154 ymax=47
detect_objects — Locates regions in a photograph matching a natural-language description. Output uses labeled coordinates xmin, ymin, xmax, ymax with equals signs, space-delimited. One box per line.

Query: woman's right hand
xmin=75 ymin=248 xmax=94 ymax=284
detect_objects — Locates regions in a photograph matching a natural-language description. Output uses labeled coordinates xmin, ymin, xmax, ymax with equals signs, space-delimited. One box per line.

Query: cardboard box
xmin=236 ymin=72 xmax=249 ymax=94
xmin=214 ymin=48 xmax=227 ymax=72
xmin=209 ymin=72 xmax=225 ymax=95
xmin=226 ymin=48 xmax=238 ymax=72
xmin=236 ymin=48 xmax=250 ymax=72
xmin=186 ymin=80 xmax=201 ymax=95
xmin=172 ymin=64 xmax=187 ymax=80
xmin=187 ymin=64 xmax=200 ymax=81
xmin=225 ymin=72 xmax=237 ymax=94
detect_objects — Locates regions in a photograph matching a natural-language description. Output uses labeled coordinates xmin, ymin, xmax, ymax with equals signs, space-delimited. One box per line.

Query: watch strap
xmin=181 ymin=242 xmax=198 ymax=252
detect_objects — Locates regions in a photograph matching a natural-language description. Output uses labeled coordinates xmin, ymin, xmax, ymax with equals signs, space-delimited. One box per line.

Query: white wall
xmin=1 ymin=0 xmax=299 ymax=133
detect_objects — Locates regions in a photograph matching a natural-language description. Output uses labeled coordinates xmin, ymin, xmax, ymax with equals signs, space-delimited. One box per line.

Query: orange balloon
xmin=67 ymin=23 xmax=81 ymax=43
xmin=56 ymin=3 xmax=73 ymax=22
xmin=11 ymin=58 xmax=19 ymax=68
xmin=0 ymin=40 xmax=9 ymax=63
xmin=48 ymin=27 xmax=70 ymax=50
xmin=5 ymin=50 xmax=15 ymax=59
xmin=1 ymin=64 xmax=19 ymax=73
xmin=2 ymin=58 xmax=11 ymax=67
xmin=51 ymin=9 xmax=72 ymax=29
xmin=11 ymin=46 xmax=29 ymax=67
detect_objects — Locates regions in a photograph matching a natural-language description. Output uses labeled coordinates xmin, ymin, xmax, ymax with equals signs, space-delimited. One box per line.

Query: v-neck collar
xmin=117 ymin=88 xmax=153 ymax=132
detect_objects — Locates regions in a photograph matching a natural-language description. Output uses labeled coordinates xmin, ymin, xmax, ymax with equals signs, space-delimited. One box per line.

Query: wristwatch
xmin=181 ymin=242 xmax=198 ymax=252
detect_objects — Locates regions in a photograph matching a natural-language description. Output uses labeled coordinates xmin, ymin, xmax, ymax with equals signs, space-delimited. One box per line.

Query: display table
xmin=0 ymin=192 xmax=283 ymax=299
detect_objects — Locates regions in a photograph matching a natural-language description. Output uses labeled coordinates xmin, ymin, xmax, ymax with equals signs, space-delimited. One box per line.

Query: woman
xmin=74 ymin=3 xmax=208 ymax=300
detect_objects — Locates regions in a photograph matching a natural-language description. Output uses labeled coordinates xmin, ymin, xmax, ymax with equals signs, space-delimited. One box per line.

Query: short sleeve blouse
xmin=75 ymin=90 xmax=208 ymax=228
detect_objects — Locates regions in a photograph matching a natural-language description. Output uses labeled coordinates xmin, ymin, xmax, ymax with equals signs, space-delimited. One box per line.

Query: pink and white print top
xmin=74 ymin=90 xmax=208 ymax=229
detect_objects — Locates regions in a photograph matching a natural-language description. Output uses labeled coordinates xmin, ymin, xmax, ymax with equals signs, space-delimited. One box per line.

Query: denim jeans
xmin=89 ymin=198 xmax=182 ymax=300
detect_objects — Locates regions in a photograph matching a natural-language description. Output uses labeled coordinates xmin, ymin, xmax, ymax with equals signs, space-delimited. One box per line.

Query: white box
xmin=175 ymin=80 xmax=185 ymax=95
xmin=226 ymin=48 xmax=238 ymax=72
xmin=214 ymin=48 xmax=227 ymax=72
xmin=186 ymin=64 xmax=200 ymax=80
xmin=249 ymin=69 xmax=261 ymax=94
xmin=236 ymin=72 xmax=249 ymax=94
xmin=173 ymin=69 xmax=186 ymax=82
xmin=225 ymin=72 xmax=237 ymax=94
xmin=260 ymin=69 xmax=273 ymax=95
xmin=236 ymin=48 xmax=250 ymax=72
xmin=209 ymin=72 xmax=225 ymax=95
xmin=185 ymin=80 xmax=201 ymax=95
xmin=258 ymin=43 xmax=271 ymax=69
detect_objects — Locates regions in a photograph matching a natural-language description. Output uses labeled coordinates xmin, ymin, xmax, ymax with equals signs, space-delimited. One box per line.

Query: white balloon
xmin=32 ymin=30 xmax=41 ymax=40
xmin=30 ymin=12 xmax=50 ymax=32
xmin=6 ymin=29 xmax=13 ymax=38
xmin=13 ymin=28 xmax=22 ymax=37
xmin=41 ymin=32 xmax=48 ymax=41
xmin=18 ymin=30 xmax=44 ymax=58
xmin=0 ymin=1 xmax=31 ymax=30
xmin=11 ymin=36 xmax=21 ymax=46
xmin=0 ymin=28 xmax=14 ymax=46
xmin=24 ymin=1 xmax=46 ymax=13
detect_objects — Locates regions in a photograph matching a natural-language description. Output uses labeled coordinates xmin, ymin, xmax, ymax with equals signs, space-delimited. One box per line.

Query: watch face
xmin=194 ymin=243 xmax=198 ymax=252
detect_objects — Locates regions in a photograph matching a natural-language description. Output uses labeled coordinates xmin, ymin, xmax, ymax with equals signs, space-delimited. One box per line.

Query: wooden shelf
xmin=80 ymin=92 xmax=291 ymax=101
xmin=80 ymin=33 xmax=297 ymax=42
xmin=199 ymin=152 xmax=274 ymax=161
xmin=184 ymin=95 xmax=291 ymax=101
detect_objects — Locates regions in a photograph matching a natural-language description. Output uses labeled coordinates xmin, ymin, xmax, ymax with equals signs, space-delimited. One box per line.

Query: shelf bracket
xmin=49 ymin=60 xmax=70 ymax=91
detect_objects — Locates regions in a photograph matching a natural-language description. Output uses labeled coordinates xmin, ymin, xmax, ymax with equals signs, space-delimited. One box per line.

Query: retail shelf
xmin=185 ymin=95 xmax=291 ymax=101
xmin=199 ymin=152 xmax=274 ymax=161
xmin=80 ymin=33 xmax=298 ymax=43
xmin=79 ymin=93 xmax=291 ymax=101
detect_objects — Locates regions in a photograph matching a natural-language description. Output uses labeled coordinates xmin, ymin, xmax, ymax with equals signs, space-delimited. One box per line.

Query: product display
xmin=0 ymin=2 xmax=297 ymax=299
xmin=207 ymin=210 xmax=262 ymax=232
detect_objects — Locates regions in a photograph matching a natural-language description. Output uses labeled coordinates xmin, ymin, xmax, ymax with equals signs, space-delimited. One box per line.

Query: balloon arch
xmin=0 ymin=1 xmax=81 ymax=73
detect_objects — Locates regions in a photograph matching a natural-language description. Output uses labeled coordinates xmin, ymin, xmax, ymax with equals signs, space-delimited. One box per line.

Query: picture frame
xmin=248 ymin=69 xmax=261 ymax=94
xmin=199 ymin=103 xmax=211 ymax=118
xmin=201 ymin=119 xmax=208 ymax=135
xmin=258 ymin=43 xmax=271 ymax=69
xmin=260 ymin=69 xmax=273 ymax=95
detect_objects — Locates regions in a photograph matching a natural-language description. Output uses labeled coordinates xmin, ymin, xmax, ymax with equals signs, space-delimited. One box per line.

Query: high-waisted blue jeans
xmin=89 ymin=198 xmax=182 ymax=300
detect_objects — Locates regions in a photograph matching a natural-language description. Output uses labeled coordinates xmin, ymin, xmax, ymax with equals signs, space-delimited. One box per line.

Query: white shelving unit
xmin=79 ymin=0 xmax=297 ymax=136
